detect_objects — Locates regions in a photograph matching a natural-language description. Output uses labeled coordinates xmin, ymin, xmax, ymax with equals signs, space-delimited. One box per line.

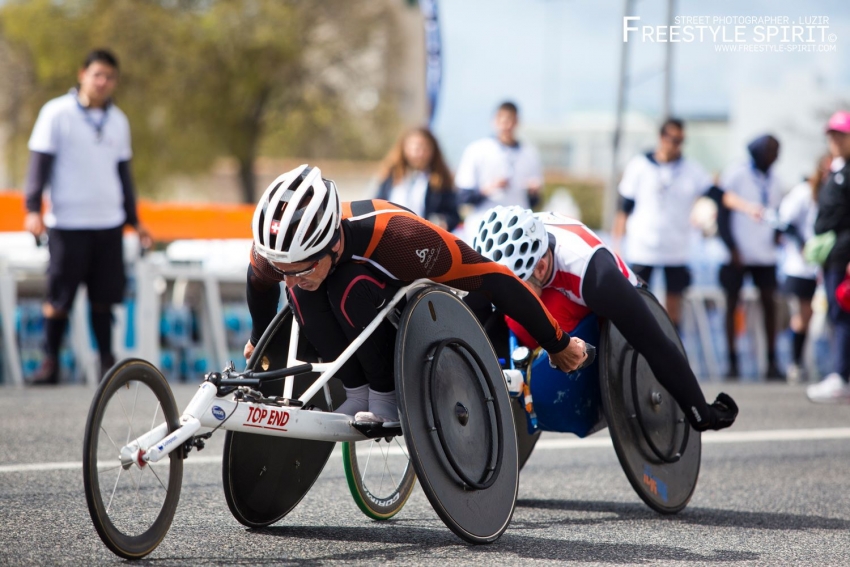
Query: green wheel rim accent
xmin=342 ymin=440 xmax=416 ymax=521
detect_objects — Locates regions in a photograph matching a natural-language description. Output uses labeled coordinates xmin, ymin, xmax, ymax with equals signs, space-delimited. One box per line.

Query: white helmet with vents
xmin=252 ymin=164 xmax=341 ymax=264
xmin=472 ymin=206 xmax=547 ymax=281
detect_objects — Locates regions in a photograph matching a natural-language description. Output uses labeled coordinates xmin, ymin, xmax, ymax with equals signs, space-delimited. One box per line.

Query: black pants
xmin=47 ymin=226 xmax=126 ymax=311
xmin=288 ymin=262 xmax=400 ymax=392
xmin=583 ymin=249 xmax=710 ymax=427
xmin=719 ymin=263 xmax=778 ymax=369
xmin=43 ymin=226 xmax=125 ymax=361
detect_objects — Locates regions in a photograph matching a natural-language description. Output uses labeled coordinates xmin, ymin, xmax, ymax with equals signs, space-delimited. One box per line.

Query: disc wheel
xmin=83 ymin=359 xmax=183 ymax=560
xmin=342 ymin=436 xmax=416 ymax=520
xmin=222 ymin=306 xmax=344 ymax=528
xmin=396 ymin=287 xmax=519 ymax=544
xmin=599 ymin=287 xmax=701 ymax=515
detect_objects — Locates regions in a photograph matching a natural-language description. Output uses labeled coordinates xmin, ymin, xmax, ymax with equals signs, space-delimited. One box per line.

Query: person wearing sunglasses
xmin=612 ymin=118 xmax=762 ymax=336
xmin=244 ymin=164 xmax=588 ymax=423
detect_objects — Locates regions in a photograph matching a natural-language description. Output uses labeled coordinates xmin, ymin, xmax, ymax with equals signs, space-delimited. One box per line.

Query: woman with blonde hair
xmin=376 ymin=127 xmax=460 ymax=232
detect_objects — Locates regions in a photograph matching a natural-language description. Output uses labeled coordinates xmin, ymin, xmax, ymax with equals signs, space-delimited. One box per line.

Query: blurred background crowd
xmin=1 ymin=0 xmax=850 ymax=400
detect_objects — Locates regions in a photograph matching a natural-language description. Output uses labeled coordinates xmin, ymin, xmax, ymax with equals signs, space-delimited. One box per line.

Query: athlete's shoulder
xmin=342 ymin=199 xmax=413 ymax=220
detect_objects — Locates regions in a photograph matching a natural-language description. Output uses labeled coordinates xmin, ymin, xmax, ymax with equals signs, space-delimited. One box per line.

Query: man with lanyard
xmin=24 ymin=49 xmax=150 ymax=385
xmin=473 ymin=205 xmax=738 ymax=432
xmin=613 ymin=118 xmax=761 ymax=333
xmin=717 ymin=135 xmax=783 ymax=380
xmin=243 ymin=164 xmax=588 ymax=423
xmin=455 ymin=101 xmax=543 ymax=241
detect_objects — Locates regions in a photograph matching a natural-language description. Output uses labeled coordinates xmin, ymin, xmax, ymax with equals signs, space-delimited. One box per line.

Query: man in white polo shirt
xmin=455 ymin=101 xmax=543 ymax=241
xmin=614 ymin=119 xmax=710 ymax=330
xmin=24 ymin=49 xmax=150 ymax=385
xmin=717 ymin=134 xmax=784 ymax=380
xmin=613 ymin=118 xmax=762 ymax=333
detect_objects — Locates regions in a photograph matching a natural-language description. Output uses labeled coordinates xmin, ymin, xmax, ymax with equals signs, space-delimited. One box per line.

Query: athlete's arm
xmin=357 ymin=204 xmax=571 ymax=355
xmin=246 ymin=246 xmax=283 ymax=348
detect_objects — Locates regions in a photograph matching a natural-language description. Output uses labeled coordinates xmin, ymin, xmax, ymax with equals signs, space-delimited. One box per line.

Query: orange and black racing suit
xmin=246 ymin=199 xmax=569 ymax=392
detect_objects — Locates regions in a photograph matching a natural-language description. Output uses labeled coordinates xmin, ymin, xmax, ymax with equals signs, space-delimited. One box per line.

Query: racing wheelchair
xmin=82 ymin=280 xmax=700 ymax=560
xmin=500 ymin=285 xmax=701 ymax=515
xmin=83 ymin=280 xmax=520 ymax=559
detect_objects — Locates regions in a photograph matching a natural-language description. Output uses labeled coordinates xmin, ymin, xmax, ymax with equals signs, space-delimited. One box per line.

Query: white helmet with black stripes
xmin=472 ymin=205 xmax=546 ymax=281
xmin=252 ymin=164 xmax=341 ymax=263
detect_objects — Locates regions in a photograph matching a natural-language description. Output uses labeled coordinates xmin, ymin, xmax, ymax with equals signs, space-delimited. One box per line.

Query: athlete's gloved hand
xmin=692 ymin=392 xmax=739 ymax=432
xmin=707 ymin=392 xmax=738 ymax=430
xmin=548 ymin=336 xmax=588 ymax=373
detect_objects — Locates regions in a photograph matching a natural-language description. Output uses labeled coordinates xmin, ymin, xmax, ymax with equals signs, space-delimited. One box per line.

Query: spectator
xmin=455 ymin=101 xmax=543 ymax=240
xmin=717 ymin=135 xmax=783 ymax=380
xmin=779 ymin=154 xmax=829 ymax=383
xmin=23 ymin=49 xmax=150 ymax=385
xmin=612 ymin=118 xmax=759 ymax=331
xmin=376 ymin=127 xmax=460 ymax=232
xmin=808 ymin=111 xmax=850 ymax=403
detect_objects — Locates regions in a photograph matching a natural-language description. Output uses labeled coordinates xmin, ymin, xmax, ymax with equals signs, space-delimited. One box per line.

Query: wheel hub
xmin=455 ymin=402 xmax=470 ymax=426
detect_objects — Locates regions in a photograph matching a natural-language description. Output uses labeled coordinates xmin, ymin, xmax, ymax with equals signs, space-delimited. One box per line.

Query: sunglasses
xmin=271 ymin=258 xmax=322 ymax=278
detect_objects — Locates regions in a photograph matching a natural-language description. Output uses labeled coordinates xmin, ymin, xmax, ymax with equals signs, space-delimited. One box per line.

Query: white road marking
xmin=532 ymin=427 xmax=850 ymax=450
xmin=2 ymin=427 xmax=849 ymax=474
xmin=0 ymin=455 xmax=223 ymax=474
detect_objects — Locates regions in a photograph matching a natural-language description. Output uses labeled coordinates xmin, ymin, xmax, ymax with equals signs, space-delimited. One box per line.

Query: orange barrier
xmin=0 ymin=191 xmax=254 ymax=240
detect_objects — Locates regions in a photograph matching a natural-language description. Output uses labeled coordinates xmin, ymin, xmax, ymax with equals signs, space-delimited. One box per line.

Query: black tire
xmin=342 ymin=438 xmax=417 ymax=520
xmin=222 ymin=306 xmax=344 ymax=528
xmin=83 ymin=359 xmax=183 ymax=560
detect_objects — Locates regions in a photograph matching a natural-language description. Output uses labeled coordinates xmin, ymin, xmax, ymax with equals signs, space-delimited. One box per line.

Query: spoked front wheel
xmin=83 ymin=359 xmax=183 ymax=560
xmin=342 ymin=437 xmax=416 ymax=520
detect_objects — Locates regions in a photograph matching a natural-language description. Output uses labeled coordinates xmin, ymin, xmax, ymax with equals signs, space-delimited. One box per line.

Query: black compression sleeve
xmin=618 ymin=196 xmax=635 ymax=214
xmin=118 ymin=160 xmax=139 ymax=227
xmin=582 ymin=249 xmax=710 ymax=427
xmin=246 ymin=264 xmax=281 ymax=345
xmin=24 ymin=151 xmax=54 ymax=213
xmin=472 ymin=271 xmax=570 ymax=353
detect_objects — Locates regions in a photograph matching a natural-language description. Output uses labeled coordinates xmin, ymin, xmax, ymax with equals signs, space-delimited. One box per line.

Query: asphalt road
xmin=1 ymin=382 xmax=849 ymax=566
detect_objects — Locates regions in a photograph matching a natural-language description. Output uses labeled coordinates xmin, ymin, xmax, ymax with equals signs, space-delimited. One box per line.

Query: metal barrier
xmin=0 ymin=235 xmax=271 ymax=386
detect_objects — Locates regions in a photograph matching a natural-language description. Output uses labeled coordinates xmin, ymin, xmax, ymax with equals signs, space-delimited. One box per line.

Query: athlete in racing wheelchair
xmin=472 ymin=205 xmax=738 ymax=433
xmin=243 ymin=164 xmax=588 ymax=424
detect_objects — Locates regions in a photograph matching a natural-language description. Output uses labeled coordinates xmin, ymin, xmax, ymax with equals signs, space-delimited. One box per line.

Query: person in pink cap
xmin=807 ymin=111 xmax=850 ymax=402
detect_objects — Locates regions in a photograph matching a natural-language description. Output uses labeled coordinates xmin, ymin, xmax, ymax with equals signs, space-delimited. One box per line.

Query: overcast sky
xmin=433 ymin=0 xmax=850 ymax=165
